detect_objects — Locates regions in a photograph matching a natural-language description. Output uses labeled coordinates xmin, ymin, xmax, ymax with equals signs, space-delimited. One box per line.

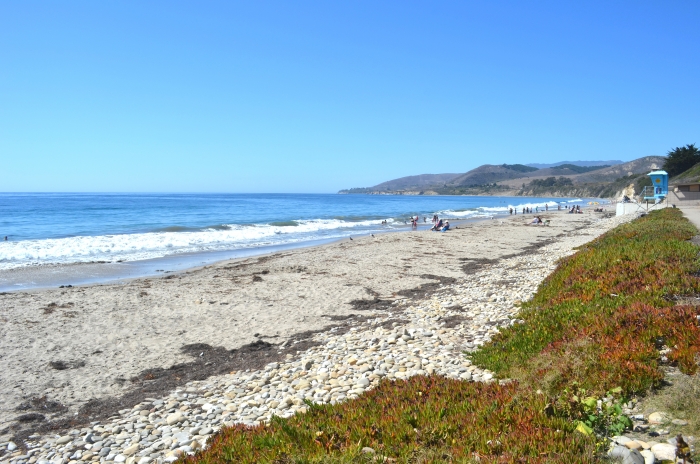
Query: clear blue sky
xmin=2 ymin=1 xmax=699 ymax=193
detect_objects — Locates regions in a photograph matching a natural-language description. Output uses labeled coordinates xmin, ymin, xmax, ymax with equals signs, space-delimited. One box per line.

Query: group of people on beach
xmin=384 ymin=201 xmax=587 ymax=234
xmin=404 ymin=216 xmax=419 ymax=228
xmin=508 ymin=203 xmax=582 ymax=216
xmin=509 ymin=204 xmax=556 ymax=215
xmin=392 ymin=214 xmax=447 ymax=231
xmin=430 ymin=215 xmax=450 ymax=232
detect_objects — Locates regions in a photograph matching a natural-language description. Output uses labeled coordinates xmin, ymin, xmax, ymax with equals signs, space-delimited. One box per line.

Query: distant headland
xmin=339 ymin=157 xmax=664 ymax=198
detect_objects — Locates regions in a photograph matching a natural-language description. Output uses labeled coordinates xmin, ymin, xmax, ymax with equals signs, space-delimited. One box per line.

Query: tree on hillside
xmin=501 ymin=164 xmax=539 ymax=173
xmin=663 ymin=144 xmax=700 ymax=177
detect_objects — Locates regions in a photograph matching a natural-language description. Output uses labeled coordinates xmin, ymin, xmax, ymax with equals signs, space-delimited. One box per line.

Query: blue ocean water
xmin=0 ymin=193 xmax=596 ymax=270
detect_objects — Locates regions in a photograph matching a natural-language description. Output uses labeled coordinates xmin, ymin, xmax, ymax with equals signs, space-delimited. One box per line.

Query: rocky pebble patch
xmin=1 ymin=214 xmax=638 ymax=464
xmin=606 ymin=397 xmax=696 ymax=463
xmin=607 ymin=431 xmax=695 ymax=464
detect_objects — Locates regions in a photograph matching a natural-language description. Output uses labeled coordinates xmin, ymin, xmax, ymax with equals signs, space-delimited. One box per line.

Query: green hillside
xmin=671 ymin=161 xmax=700 ymax=185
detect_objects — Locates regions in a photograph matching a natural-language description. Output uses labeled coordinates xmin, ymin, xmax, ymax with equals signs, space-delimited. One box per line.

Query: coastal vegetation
xmin=472 ymin=207 xmax=700 ymax=407
xmin=498 ymin=164 xmax=539 ymax=173
xmin=546 ymin=164 xmax=611 ymax=174
xmin=517 ymin=176 xmax=574 ymax=195
xmin=184 ymin=208 xmax=700 ymax=463
xmin=663 ymin=144 xmax=700 ymax=177
xmin=516 ymin=173 xmax=653 ymax=198
xmin=670 ymin=160 xmax=700 ymax=186
xmin=593 ymin=173 xmax=652 ymax=199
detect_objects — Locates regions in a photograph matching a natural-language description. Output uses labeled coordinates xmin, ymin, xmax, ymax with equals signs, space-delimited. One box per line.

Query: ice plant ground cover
xmin=183 ymin=208 xmax=700 ymax=463
xmin=473 ymin=208 xmax=700 ymax=395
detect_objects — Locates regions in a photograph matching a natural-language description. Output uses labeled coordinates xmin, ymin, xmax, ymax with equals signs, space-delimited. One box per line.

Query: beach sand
xmin=0 ymin=210 xmax=601 ymax=431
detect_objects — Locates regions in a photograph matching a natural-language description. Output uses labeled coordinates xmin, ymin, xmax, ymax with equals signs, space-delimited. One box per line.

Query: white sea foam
xmin=0 ymin=218 xmax=391 ymax=270
xmin=436 ymin=209 xmax=495 ymax=218
xmin=476 ymin=206 xmax=510 ymax=212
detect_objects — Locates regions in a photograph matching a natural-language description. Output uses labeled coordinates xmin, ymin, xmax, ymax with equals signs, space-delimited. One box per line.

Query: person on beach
xmin=431 ymin=219 xmax=443 ymax=231
xmin=545 ymin=204 xmax=548 ymax=211
xmin=509 ymin=208 xmax=513 ymax=215
xmin=441 ymin=221 xmax=450 ymax=232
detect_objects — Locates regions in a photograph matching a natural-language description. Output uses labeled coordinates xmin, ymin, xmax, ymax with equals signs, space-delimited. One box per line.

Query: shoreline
xmin=0 ymin=194 xmax=606 ymax=291
xmin=0 ymin=209 xmax=613 ymax=444
xmin=0 ymin=216 xmax=502 ymax=293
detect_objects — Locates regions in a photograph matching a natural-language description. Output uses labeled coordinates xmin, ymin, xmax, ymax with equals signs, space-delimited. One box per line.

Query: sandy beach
xmin=0 ymin=210 xmax=607 ymax=436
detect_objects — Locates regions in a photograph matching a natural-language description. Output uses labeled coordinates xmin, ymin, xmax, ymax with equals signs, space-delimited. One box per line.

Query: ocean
xmin=0 ymin=193 xmax=597 ymax=272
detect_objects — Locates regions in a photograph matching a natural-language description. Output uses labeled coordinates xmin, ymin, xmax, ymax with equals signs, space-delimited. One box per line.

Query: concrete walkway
xmin=678 ymin=205 xmax=700 ymax=230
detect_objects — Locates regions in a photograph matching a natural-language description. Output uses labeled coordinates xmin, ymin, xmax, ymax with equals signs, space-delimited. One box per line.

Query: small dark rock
xmin=16 ymin=413 xmax=45 ymax=423
xmin=49 ymin=360 xmax=86 ymax=370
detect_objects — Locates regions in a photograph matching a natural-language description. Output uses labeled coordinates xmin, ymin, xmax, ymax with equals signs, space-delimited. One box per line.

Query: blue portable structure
xmin=641 ymin=170 xmax=668 ymax=202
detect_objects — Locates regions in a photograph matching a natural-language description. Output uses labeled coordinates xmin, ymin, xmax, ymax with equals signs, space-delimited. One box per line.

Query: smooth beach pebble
xmin=166 ymin=413 xmax=183 ymax=425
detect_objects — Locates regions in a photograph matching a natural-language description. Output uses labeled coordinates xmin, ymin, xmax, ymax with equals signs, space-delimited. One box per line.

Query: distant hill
xmin=338 ymin=156 xmax=666 ymax=198
xmin=371 ymin=173 xmax=461 ymax=191
xmin=519 ymin=164 xmax=611 ymax=178
xmin=446 ymin=164 xmax=538 ymax=187
xmin=569 ymin=157 xmax=665 ymax=183
xmin=513 ymin=156 xmax=665 ymax=198
xmin=526 ymin=160 xmax=624 ymax=169
xmin=545 ymin=164 xmax=611 ymax=174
